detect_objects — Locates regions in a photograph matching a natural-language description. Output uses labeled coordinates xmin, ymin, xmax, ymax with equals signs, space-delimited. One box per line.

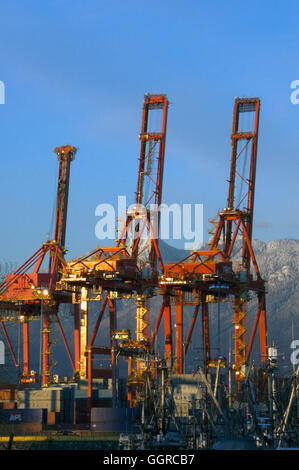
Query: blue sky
xmin=0 ymin=0 xmax=299 ymax=265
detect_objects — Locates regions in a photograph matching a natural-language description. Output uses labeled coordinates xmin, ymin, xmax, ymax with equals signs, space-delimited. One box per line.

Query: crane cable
xmin=237 ymin=109 xmax=253 ymax=208
xmin=237 ymin=139 xmax=249 ymax=209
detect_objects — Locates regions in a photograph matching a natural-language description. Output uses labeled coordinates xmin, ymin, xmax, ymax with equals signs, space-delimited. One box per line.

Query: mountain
xmin=250 ymin=239 xmax=299 ymax=374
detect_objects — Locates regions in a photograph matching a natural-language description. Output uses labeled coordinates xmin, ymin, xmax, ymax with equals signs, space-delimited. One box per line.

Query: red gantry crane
xmin=58 ymin=94 xmax=169 ymax=407
xmin=118 ymin=93 xmax=168 ymax=404
xmin=0 ymin=145 xmax=76 ymax=386
xmin=157 ymin=97 xmax=267 ymax=382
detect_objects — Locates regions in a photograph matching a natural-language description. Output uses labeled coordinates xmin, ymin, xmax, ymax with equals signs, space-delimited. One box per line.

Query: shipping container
xmin=92 ymin=399 xmax=112 ymax=408
xmin=3 ymin=402 xmax=16 ymax=410
xmin=0 ymin=389 xmax=17 ymax=401
xmin=0 ymin=423 xmax=43 ymax=434
xmin=90 ymin=408 xmax=139 ymax=432
xmin=0 ymin=408 xmax=47 ymax=424
xmin=47 ymin=411 xmax=61 ymax=425
xmin=18 ymin=388 xmax=64 ymax=411
xmin=75 ymin=399 xmax=90 ymax=424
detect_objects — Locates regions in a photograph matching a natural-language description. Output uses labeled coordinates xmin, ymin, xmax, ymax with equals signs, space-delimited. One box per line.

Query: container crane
xmin=118 ymin=94 xmax=168 ymax=404
xmin=0 ymin=145 xmax=76 ymax=385
xmin=58 ymin=94 xmax=169 ymax=406
xmin=158 ymin=97 xmax=267 ymax=382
